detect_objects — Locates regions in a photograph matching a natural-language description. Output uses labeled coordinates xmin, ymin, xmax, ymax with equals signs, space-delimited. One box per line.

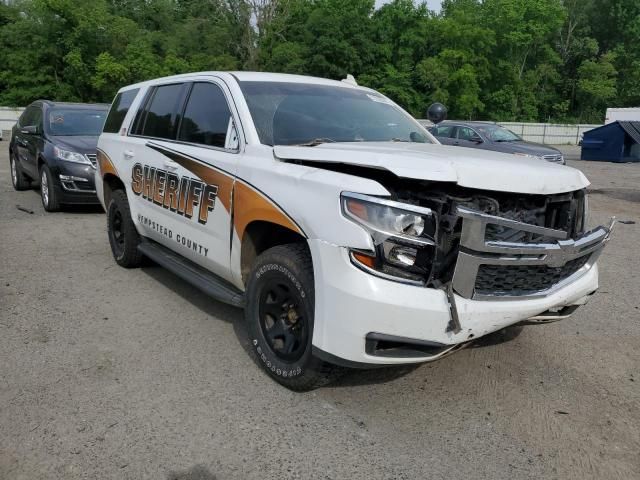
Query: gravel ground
xmin=1 ymin=146 xmax=639 ymax=480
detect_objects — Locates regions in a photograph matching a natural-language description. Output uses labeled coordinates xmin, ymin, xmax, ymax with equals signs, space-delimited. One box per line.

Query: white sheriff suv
xmin=96 ymin=72 xmax=613 ymax=390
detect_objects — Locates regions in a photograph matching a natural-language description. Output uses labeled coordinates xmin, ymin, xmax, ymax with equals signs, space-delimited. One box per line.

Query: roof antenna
xmin=342 ymin=74 xmax=358 ymax=86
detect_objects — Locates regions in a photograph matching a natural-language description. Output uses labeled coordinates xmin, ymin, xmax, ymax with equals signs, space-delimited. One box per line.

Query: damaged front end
xmin=342 ymin=182 xmax=614 ymax=309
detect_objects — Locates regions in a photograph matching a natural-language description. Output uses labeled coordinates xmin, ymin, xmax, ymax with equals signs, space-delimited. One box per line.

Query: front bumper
xmin=309 ymin=209 xmax=612 ymax=366
xmin=49 ymin=160 xmax=99 ymax=204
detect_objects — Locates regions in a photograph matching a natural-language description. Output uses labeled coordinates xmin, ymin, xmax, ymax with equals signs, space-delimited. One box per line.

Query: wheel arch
xmin=240 ymin=220 xmax=308 ymax=285
xmin=37 ymin=153 xmax=46 ymax=170
xmin=102 ymin=173 xmax=125 ymax=210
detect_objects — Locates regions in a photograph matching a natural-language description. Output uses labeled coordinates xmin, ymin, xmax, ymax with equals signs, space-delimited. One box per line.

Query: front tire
xmin=10 ymin=151 xmax=30 ymax=191
xmin=245 ymin=243 xmax=341 ymax=391
xmin=107 ymin=189 xmax=142 ymax=268
xmin=39 ymin=164 xmax=60 ymax=211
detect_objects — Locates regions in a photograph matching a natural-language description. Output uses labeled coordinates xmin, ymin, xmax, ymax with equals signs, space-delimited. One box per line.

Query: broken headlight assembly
xmin=341 ymin=192 xmax=437 ymax=285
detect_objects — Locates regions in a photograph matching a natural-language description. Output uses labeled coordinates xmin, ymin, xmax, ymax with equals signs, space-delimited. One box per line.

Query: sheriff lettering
xmin=131 ymin=163 xmax=218 ymax=225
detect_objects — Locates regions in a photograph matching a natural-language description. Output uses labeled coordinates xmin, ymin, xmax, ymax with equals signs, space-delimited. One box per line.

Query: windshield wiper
xmin=294 ymin=138 xmax=336 ymax=147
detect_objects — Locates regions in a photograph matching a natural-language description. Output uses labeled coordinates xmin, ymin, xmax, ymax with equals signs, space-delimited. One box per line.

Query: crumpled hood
xmin=274 ymin=142 xmax=589 ymax=195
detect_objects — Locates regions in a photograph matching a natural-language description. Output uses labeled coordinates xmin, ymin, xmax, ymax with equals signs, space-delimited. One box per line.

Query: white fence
xmin=499 ymin=122 xmax=600 ymax=145
xmin=0 ymin=107 xmax=24 ymax=133
xmin=419 ymin=119 xmax=601 ymax=145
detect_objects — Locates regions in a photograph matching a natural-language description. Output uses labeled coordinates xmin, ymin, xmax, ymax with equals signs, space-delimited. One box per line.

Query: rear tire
xmin=245 ymin=243 xmax=342 ymax=391
xmin=107 ymin=189 xmax=142 ymax=268
xmin=10 ymin=151 xmax=30 ymax=191
xmin=39 ymin=164 xmax=60 ymax=211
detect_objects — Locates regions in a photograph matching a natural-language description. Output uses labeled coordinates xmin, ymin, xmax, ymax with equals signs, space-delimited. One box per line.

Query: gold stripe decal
xmin=145 ymin=142 xmax=305 ymax=238
xmin=96 ymin=149 xmax=118 ymax=178
xmin=233 ymin=180 xmax=304 ymax=241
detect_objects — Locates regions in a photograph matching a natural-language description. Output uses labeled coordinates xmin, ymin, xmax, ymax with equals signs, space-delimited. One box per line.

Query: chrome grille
xmin=474 ymin=256 xmax=590 ymax=297
xmin=451 ymin=207 xmax=613 ymax=300
xmin=85 ymin=153 xmax=97 ymax=168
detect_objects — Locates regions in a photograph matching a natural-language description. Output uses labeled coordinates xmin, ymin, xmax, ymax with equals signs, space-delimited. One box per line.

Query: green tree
xmin=0 ymin=0 xmax=638 ymax=121
xmin=577 ymin=53 xmax=618 ymax=122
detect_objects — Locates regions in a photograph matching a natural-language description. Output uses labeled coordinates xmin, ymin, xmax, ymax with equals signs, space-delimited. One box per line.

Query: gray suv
xmin=429 ymin=121 xmax=565 ymax=164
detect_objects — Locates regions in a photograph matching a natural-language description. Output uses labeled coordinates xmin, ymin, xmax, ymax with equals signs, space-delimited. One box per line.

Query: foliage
xmin=0 ymin=0 xmax=638 ymax=123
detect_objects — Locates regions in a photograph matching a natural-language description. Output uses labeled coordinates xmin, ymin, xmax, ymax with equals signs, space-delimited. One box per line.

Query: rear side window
xmin=178 ymin=83 xmax=232 ymax=148
xmin=457 ymin=126 xmax=479 ymax=141
xmin=138 ymin=83 xmax=188 ymax=140
xmin=104 ymin=89 xmax=139 ymax=133
xmin=19 ymin=106 xmax=39 ymax=128
xmin=435 ymin=125 xmax=454 ymax=138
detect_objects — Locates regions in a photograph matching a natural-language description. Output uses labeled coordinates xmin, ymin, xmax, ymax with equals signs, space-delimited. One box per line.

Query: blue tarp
xmin=581 ymin=121 xmax=640 ymax=163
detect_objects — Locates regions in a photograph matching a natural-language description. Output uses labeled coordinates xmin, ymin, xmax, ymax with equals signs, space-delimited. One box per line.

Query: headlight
xmin=54 ymin=146 xmax=91 ymax=165
xmin=514 ymin=153 xmax=543 ymax=161
xmin=341 ymin=192 xmax=437 ymax=285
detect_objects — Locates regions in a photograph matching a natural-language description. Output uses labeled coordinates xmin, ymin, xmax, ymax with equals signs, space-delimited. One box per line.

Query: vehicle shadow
xmin=136 ymin=263 xmax=413 ymax=387
xmin=21 ymin=187 xmax=105 ymax=214
xmin=139 ymin=264 xmax=243 ymax=326
xmin=330 ymin=363 xmax=422 ymax=387
xmin=470 ymin=325 xmax=524 ymax=347
xmin=138 ymin=261 xmax=522 ymax=389
xmin=59 ymin=204 xmax=104 ymax=214
xmin=328 ymin=326 xmax=525 ymax=387
xmin=167 ymin=464 xmax=217 ymax=480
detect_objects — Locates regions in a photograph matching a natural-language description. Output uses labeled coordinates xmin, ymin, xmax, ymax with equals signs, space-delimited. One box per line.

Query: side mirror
xmin=20 ymin=125 xmax=39 ymax=135
xmin=470 ymin=136 xmax=483 ymax=143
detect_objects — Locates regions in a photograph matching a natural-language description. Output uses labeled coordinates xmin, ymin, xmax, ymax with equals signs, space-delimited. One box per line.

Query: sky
xmin=375 ymin=0 xmax=442 ymax=12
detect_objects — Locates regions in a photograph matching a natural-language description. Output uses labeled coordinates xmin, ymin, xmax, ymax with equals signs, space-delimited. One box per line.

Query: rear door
xmin=432 ymin=124 xmax=456 ymax=145
xmin=124 ymin=82 xmax=191 ymax=249
xmin=14 ymin=106 xmax=40 ymax=177
xmin=455 ymin=126 xmax=483 ymax=149
xmin=23 ymin=107 xmax=43 ymax=175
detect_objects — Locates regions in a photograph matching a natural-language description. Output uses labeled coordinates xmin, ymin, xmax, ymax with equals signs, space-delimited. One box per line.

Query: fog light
xmin=387 ymin=245 xmax=418 ymax=267
xmin=59 ymin=175 xmax=88 ymax=182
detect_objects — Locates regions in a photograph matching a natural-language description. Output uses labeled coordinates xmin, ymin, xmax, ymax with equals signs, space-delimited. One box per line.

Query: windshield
xmin=48 ymin=108 xmax=107 ymax=136
xmin=476 ymin=124 xmax=521 ymax=142
xmin=239 ymin=81 xmax=431 ymax=146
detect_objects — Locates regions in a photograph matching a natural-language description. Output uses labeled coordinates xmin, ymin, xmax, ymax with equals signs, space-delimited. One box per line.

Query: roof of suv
xmin=32 ymin=100 xmax=110 ymax=109
xmin=436 ymin=120 xmax=499 ymax=127
xmin=120 ymin=71 xmax=359 ymax=91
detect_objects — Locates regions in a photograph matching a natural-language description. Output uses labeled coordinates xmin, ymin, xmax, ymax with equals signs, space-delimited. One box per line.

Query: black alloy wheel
xmin=258 ymin=280 xmax=309 ymax=363
xmin=245 ymin=243 xmax=341 ymax=391
xmin=110 ymin=208 xmax=125 ymax=258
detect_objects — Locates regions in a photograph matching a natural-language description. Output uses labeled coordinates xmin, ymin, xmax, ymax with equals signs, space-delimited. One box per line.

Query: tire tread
xmin=246 ymin=243 xmax=342 ymax=391
xmin=108 ymin=189 xmax=143 ymax=268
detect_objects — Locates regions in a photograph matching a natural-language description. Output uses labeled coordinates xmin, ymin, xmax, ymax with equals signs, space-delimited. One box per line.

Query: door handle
xmin=123 ymin=150 xmax=135 ymax=160
xmin=164 ymin=160 xmax=179 ymax=172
